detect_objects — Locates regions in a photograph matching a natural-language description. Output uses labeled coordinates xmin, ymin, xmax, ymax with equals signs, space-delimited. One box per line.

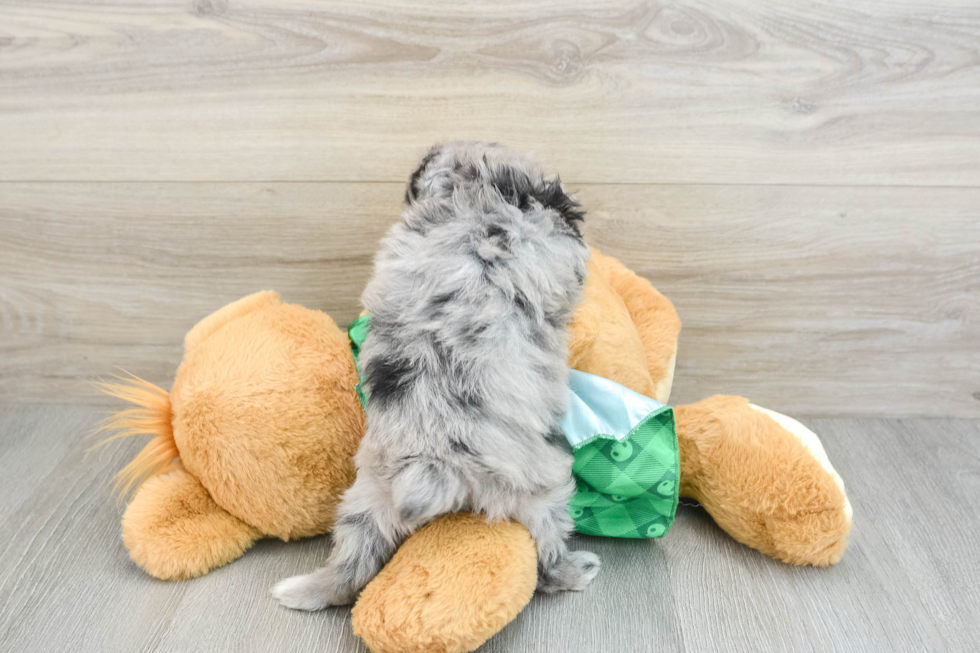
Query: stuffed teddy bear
xmin=102 ymin=248 xmax=851 ymax=653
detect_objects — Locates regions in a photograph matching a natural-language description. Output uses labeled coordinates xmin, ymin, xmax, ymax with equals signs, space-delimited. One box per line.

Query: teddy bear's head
xmin=103 ymin=291 xmax=365 ymax=579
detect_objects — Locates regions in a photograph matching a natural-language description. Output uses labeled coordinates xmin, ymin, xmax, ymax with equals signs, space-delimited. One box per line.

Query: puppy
xmin=273 ymin=141 xmax=598 ymax=610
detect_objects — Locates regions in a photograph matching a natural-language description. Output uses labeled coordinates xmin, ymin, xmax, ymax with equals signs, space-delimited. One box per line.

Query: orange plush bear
xmin=103 ymin=248 xmax=851 ymax=653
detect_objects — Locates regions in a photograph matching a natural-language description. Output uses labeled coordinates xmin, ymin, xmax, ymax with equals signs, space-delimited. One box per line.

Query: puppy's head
xmin=404 ymin=141 xmax=584 ymax=238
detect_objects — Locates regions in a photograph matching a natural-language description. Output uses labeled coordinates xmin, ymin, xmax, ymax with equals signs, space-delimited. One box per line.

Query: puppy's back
xmin=358 ymin=142 xmax=589 ymax=490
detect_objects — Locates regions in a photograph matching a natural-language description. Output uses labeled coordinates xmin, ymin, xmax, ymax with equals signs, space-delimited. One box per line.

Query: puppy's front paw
xmin=562 ymin=550 xmax=601 ymax=591
xmin=272 ymin=573 xmax=334 ymax=611
xmin=537 ymin=550 xmax=601 ymax=593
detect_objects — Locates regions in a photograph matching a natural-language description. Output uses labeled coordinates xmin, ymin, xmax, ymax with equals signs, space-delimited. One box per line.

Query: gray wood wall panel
xmin=1 ymin=1 xmax=979 ymax=185
xmin=2 ymin=183 xmax=977 ymax=416
xmin=2 ymin=1 xmax=978 ymax=415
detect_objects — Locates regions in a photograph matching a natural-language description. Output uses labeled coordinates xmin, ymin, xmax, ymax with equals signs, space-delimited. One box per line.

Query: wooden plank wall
xmin=1 ymin=0 xmax=978 ymax=416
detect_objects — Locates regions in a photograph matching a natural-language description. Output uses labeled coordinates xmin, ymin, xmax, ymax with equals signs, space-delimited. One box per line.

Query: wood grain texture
xmin=577 ymin=184 xmax=980 ymax=418
xmin=1 ymin=0 xmax=979 ymax=184
xmin=1 ymin=406 xmax=978 ymax=651
xmin=0 ymin=182 xmax=399 ymax=406
xmin=2 ymin=182 xmax=977 ymax=417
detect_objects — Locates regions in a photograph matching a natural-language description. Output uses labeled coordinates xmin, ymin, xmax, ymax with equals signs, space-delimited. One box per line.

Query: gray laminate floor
xmin=1 ymin=406 xmax=977 ymax=652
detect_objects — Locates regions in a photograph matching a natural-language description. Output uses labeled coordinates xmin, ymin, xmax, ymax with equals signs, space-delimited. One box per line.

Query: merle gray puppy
xmin=272 ymin=141 xmax=598 ymax=610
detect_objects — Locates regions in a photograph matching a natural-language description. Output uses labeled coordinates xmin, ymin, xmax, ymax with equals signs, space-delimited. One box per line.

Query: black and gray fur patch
xmin=485 ymin=162 xmax=585 ymax=238
xmin=362 ymin=350 xmax=416 ymax=408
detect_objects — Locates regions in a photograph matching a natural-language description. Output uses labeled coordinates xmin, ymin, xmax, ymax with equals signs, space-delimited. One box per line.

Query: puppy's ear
xmin=487 ymin=164 xmax=535 ymax=211
xmin=405 ymin=148 xmax=440 ymax=204
xmin=490 ymin=165 xmax=586 ymax=237
xmin=538 ymin=177 xmax=586 ymax=236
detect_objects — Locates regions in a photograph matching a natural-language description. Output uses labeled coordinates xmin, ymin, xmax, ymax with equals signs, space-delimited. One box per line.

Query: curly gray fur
xmin=273 ymin=141 xmax=600 ymax=610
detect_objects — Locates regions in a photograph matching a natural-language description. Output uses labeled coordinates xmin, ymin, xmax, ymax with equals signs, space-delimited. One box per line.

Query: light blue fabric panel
xmin=562 ymin=369 xmax=667 ymax=449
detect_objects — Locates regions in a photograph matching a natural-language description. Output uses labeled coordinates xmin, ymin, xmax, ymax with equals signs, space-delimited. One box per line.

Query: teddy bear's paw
xmin=748 ymin=404 xmax=853 ymax=525
xmin=272 ymin=570 xmax=354 ymax=610
xmin=537 ymin=550 xmax=601 ymax=593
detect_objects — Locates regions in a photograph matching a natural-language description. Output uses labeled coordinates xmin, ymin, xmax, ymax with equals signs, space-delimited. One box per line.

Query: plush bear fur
xmin=102 ymin=249 xmax=851 ymax=653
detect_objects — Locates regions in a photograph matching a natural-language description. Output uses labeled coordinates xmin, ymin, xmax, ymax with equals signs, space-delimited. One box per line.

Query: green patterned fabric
xmin=347 ymin=314 xmax=679 ymax=539
xmin=567 ymin=405 xmax=678 ymax=538
xmin=348 ymin=314 xmax=371 ymax=409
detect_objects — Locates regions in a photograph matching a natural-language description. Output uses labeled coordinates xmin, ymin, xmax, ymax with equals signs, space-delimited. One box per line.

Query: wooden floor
xmin=0 ymin=406 xmax=978 ymax=652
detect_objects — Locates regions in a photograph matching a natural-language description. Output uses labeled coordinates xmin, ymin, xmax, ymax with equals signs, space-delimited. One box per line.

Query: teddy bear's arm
xmin=674 ymin=396 xmax=852 ymax=566
xmin=588 ymin=248 xmax=681 ymax=403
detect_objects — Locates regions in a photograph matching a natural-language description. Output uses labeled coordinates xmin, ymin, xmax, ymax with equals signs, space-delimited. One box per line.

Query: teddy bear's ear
xmin=183 ymin=291 xmax=282 ymax=354
xmin=569 ymin=257 xmax=658 ymax=400
xmin=122 ymin=468 xmax=261 ymax=580
xmin=587 ymin=248 xmax=681 ymax=404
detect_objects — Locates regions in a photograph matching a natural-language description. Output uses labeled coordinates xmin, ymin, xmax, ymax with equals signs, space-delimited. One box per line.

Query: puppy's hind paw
xmin=272 ymin=573 xmax=335 ymax=611
xmin=537 ymin=550 xmax=601 ymax=593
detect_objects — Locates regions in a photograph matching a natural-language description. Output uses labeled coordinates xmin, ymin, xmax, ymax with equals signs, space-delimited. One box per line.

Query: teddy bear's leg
xmin=273 ymin=468 xmax=422 ymax=610
xmin=588 ymin=248 xmax=681 ymax=403
xmin=122 ymin=468 xmax=261 ymax=580
xmin=352 ymin=513 xmax=538 ymax=653
xmin=674 ymin=396 xmax=852 ymax=566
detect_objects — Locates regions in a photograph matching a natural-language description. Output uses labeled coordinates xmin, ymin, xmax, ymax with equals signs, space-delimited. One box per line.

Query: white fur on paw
xmin=539 ymin=550 xmax=601 ymax=593
xmin=271 ymin=574 xmax=330 ymax=611
xmin=566 ymin=550 xmax=601 ymax=591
